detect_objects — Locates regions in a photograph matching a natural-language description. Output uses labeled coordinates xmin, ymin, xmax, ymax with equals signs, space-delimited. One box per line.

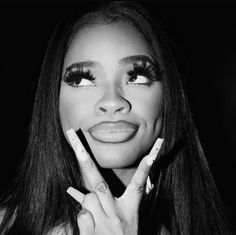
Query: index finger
xmin=66 ymin=129 xmax=114 ymax=210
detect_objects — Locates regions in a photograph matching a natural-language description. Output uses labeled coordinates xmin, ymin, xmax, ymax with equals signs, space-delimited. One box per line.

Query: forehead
xmin=64 ymin=22 xmax=152 ymax=67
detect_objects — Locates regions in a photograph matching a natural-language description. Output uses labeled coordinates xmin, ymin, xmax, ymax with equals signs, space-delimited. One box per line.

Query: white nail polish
xmin=146 ymin=153 xmax=157 ymax=166
xmin=67 ymin=187 xmax=85 ymax=203
xmin=149 ymin=138 xmax=164 ymax=156
xmin=145 ymin=176 xmax=154 ymax=194
xmin=66 ymin=129 xmax=88 ymax=161
xmin=146 ymin=138 xmax=164 ymax=166
xmin=66 ymin=129 xmax=78 ymax=146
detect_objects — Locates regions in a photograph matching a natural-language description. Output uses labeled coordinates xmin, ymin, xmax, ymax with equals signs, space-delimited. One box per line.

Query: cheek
xmin=134 ymin=88 xmax=163 ymax=156
xmin=59 ymin=87 xmax=92 ymax=131
xmin=133 ymin=86 xmax=163 ymax=124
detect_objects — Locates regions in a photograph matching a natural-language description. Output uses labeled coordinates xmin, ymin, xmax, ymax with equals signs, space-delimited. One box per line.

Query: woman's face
xmin=59 ymin=22 xmax=163 ymax=169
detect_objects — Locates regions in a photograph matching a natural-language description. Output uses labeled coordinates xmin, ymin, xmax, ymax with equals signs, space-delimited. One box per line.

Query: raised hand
xmin=66 ymin=129 xmax=163 ymax=235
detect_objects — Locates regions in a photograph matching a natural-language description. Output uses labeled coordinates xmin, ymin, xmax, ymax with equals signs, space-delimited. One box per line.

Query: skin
xmin=59 ymin=22 xmax=163 ymax=187
xmin=65 ymin=128 xmax=161 ymax=235
xmin=59 ymin=21 xmax=164 ymax=234
xmin=0 ymin=22 xmax=167 ymax=235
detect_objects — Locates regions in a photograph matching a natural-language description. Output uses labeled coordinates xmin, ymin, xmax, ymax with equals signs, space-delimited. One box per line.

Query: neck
xmin=112 ymin=167 xmax=137 ymax=187
xmin=82 ymin=166 xmax=137 ymax=197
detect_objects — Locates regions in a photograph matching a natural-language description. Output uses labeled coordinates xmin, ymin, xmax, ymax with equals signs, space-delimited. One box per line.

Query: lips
xmin=88 ymin=120 xmax=138 ymax=143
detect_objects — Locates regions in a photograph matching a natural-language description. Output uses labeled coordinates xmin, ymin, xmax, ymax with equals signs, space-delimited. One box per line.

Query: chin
xmin=90 ymin=144 xmax=142 ymax=169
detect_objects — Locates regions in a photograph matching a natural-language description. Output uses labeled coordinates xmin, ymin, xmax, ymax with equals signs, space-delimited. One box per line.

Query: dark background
xmin=0 ymin=0 xmax=235 ymax=228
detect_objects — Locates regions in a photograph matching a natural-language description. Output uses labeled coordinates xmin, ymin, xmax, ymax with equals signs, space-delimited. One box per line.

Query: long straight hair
xmin=0 ymin=1 xmax=232 ymax=234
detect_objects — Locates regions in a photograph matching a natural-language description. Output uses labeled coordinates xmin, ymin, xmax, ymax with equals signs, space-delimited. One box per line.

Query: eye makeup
xmin=63 ymin=64 xmax=95 ymax=87
xmin=63 ymin=59 xmax=162 ymax=88
xmin=127 ymin=61 xmax=160 ymax=86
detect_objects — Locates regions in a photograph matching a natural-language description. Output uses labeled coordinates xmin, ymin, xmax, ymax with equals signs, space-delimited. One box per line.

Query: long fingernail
xmin=67 ymin=186 xmax=85 ymax=203
xmin=146 ymin=138 xmax=164 ymax=166
xmin=66 ymin=128 xmax=88 ymax=161
xmin=145 ymin=175 xmax=154 ymax=194
xmin=146 ymin=153 xmax=158 ymax=166
xmin=149 ymin=138 xmax=164 ymax=156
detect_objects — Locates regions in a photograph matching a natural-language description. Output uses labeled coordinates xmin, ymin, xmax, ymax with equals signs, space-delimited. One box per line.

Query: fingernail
xmin=66 ymin=129 xmax=78 ymax=146
xmin=145 ymin=175 xmax=154 ymax=194
xmin=149 ymin=138 xmax=164 ymax=156
xmin=146 ymin=153 xmax=157 ymax=166
xmin=66 ymin=128 xmax=88 ymax=161
xmin=67 ymin=186 xmax=85 ymax=203
xmin=146 ymin=138 xmax=164 ymax=166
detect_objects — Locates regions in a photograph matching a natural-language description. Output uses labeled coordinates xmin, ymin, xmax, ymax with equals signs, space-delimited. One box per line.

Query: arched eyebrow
xmin=65 ymin=55 xmax=154 ymax=70
xmin=66 ymin=61 xmax=98 ymax=69
xmin=119 ymin=55 xmax=155 ymax=65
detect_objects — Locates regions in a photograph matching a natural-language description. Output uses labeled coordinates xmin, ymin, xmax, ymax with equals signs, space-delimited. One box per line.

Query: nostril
xmin=95 ymin=94 xmax=131 ymax=115
xmin=116 ymin=107 xmax=125 ymax=113
xmin=99 ymin=107 xmax=107 ymax=112
xmin=98 ymin=106 xmax=125 ymax=114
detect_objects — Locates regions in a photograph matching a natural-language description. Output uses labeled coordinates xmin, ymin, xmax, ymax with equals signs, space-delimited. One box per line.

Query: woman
xmin=0 ymin=1 xmax=232 ymax=234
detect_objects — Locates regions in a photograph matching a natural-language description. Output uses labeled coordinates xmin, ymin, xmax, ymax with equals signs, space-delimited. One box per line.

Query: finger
xmin=66 ymin=128 xmax=115 ymax=214
xmin=122 ymin=138 xmax=164 ymax=206
xmin=77 ymin=209 xmax=95 ymax=235
xmin=66 ymin=187 xmax=85 ymax=204
xmin=82 ymin=192 xmax=106 ymax=220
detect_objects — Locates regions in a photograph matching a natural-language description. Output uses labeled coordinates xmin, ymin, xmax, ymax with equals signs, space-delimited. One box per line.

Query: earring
xmin=145 ymin=175 xmax=154 ymax=194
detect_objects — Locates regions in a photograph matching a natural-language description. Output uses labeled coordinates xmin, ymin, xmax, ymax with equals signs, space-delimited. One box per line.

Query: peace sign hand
xmin=66 ymin=129 xmax=163 ymax=235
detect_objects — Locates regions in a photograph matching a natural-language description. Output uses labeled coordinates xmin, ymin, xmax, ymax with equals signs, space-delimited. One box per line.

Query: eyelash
xmin=127 ymin=63 xmax=157 ymax=86
xmin=63 ymin=63 xmax=158 ymax=88
xmin=63 ymin=68 xmax=95 ymax=87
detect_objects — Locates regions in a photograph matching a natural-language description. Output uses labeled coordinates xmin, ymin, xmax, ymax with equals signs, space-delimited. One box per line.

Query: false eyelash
xmin=63 ymin=67 xmax=95 ymax=87
xmin=127 ymin=62 xmax=159 ymax=84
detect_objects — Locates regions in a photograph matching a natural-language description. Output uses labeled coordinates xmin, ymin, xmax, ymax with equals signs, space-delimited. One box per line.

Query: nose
xmin=95 ymin=86 xmax=131 ymax=116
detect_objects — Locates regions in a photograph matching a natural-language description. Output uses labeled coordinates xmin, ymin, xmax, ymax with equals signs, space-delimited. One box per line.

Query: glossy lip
xmin=88 ymin=120 xmax=139 ymax=143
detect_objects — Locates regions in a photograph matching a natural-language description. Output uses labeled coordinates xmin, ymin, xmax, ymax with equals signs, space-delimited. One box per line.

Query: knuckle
xmin=84 ymin=192 xmax=97 ymax=202
xmin=82 ymin=192 xmax=102 ymax=210
xmin=92 ymin=181 xmax=109 ymax=193
xmin=77 ymin=209 xmax=95 ymax=230
xmin=78 ymin=209 xmax=92 ymax=221
xmin=82 ymin=192 xmax=98 ymax=207
xmin=84 ymin=159 xmax=95 ymax=171
xmin=130 ymin=182 xmax=145 ymax=194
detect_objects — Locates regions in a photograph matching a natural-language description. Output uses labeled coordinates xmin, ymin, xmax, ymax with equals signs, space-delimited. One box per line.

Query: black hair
xmin=0 ymin=1 xmax=232 ymax=234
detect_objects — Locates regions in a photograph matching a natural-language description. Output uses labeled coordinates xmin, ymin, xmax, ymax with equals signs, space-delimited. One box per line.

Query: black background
xmin=0 ymin=0 xmax=235 ymax=228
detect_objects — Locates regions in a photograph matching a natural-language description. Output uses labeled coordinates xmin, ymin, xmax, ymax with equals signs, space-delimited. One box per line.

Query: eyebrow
xmin=119 ymin=55 xmax=154 ymax=65
xmin=66 ymin=55 xmax=154 ymax=70
xmin=67 ymin=61 xmax=98 ymax=69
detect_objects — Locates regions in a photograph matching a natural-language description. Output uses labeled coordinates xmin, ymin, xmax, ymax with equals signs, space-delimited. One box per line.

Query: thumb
xmin=77 ymin=209 xmax=95 ymax=235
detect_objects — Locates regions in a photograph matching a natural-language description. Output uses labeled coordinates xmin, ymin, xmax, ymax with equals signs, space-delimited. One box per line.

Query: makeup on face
xmin=59 ymin=22 xmax=163 ymax=169
xmin=62 ymin=55 xmax=161 ymax=88
xmin=62 ymin=57 xmax=161 ymax=144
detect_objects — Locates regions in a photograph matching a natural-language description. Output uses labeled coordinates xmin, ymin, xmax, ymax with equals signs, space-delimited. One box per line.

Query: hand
xmin=66 ymin=129 xmax=163 ymax=235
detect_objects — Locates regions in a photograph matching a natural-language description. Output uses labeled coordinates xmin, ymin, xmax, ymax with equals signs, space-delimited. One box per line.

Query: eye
xmin=63 ymin=67 xmax=95 ymax=88
xmin=76 ymin=78 xmax=94 ymax=87
xmin=126 ymin=62 xmax=158 ymax=86
xmin=127 ymin=75 xmax=150 ymax=85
